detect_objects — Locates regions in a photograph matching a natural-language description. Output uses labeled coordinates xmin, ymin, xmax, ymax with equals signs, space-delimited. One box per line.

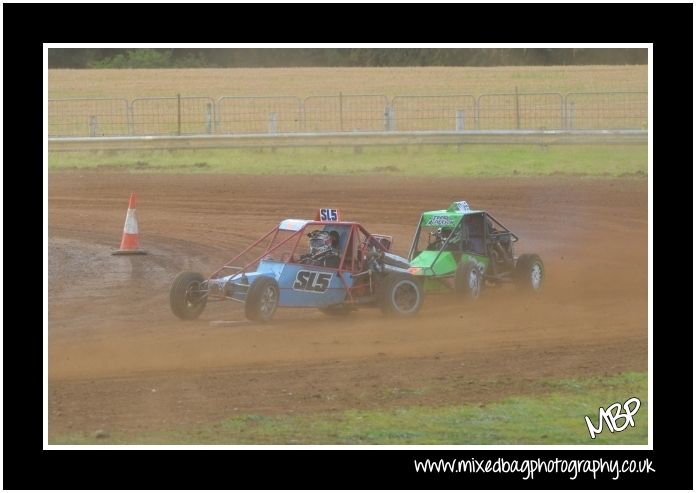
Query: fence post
xmin=89 ymin=115 xmax=97 ymax=137
xmin=205 ymin=102 xmax=213 ymax=134
xmin=215 ymin=97 xmax=223 ymax=134
xmin=127 ymin=100 xmax=134 ymax=135
xmin=177 ymin=93 xmax=182 ymax=136
xmin=455 ymin=110 xmax=465 ymax=131
xmin=475 ymin=96 xmax=481 ymax=130
xmin=515 ymin=86 xmax=520 ymax=130
xmin=269 ymin=112 xmax=278 ymax=134
xmin=384 ymin=105 xmax=395 ymax=131
xmin=339 ymin=92 xmax=344 ymax=132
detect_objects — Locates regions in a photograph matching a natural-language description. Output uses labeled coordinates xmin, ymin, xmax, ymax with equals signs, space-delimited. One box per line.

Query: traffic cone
xmin=112 ymin=192 xmax=147 ymax=255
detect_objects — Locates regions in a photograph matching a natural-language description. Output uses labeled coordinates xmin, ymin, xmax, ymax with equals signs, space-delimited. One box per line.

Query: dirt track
xmin=47 ymin=172 xmax=648 ymax=440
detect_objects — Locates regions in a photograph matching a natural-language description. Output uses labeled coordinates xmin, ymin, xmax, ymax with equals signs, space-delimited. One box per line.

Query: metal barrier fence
xmin=48 ymin=98 xmax=130 ymax=136
xmin=477 ymin=92 xmax=564 ymax=130
xmin=217 ymin=96 xmax=302 ymax=134
xmin=130 ymin=96 xmax=215 ymax=135
xmin=565 ymin=92 xmax=648 ymax=129
xmin=391 ymin=95 xmax=477 ymax=131
xmin=304 ymin=94 xmax=389 ymax=132
xmin=48 ymin=91 xmax=648 ymax=137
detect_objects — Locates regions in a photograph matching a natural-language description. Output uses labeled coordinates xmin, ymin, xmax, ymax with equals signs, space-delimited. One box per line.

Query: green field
xmin=48 ymin=144 xmax=647 ymax=177
xmin=53 ymin=372 xmax=647 ymax=445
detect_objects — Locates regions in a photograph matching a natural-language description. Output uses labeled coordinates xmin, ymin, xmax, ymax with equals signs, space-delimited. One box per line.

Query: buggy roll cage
xmin=407 ymin=212 xmax=519 ymax=272
xmin=209 ymin=221 xmax=391 ymax=283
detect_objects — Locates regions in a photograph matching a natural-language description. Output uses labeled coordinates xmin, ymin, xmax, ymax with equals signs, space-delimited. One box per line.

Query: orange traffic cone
xmin=112 ymin=192 xmax=147 ymax=255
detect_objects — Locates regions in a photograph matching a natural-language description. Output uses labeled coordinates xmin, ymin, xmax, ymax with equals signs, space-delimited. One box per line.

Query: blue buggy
xmin=170 ymin=209 xmax=423 ymax=322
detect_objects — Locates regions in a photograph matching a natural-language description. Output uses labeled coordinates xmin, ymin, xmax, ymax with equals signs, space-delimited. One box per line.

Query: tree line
xmin=48 ymin=48 xmax=647 ymax=69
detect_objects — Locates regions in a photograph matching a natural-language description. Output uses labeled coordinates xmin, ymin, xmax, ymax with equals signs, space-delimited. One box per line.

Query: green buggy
xmin=407 ymin=201 xmax=544 ymax=299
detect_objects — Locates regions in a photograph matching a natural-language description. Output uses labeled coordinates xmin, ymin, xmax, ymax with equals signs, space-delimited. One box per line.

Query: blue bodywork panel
xmin=277 ymin=262 xmax=352 ymax=307
xmin=222 ymin=259 xmax=352 ymax=307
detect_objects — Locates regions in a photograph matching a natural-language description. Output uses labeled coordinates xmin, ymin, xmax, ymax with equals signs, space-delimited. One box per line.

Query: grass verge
xmin=52 ymin=371 xmax=647 ymax=445
xmin=48 ymin=144 xmax=647 ymax=177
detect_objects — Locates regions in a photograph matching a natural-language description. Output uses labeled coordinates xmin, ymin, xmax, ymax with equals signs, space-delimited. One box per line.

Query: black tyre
xmin=319 ymin=304 xmax=353 ymax=316
xmin=378 ymin=273 xmax=423 ymax=317
xmin=515 ymin=254 xmax=544 ymax=292
xmin=454 ymin=260 xmax=482 ymax=300
xmin=170 ymin=271 xmax=208 ymax=320
xmin=245 ymin=277 xmax=279 ymax=322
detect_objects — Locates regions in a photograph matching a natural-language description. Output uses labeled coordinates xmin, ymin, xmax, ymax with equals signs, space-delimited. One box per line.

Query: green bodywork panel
xmin=420 ymin=209 xmax=483 ymax=228
xmin=410 ymin=250 xmax=489 ymax=283
xmin=410 ymin=250 xmax=457 ymax=276
xmin=410 ymin=202 xmax=493 ymax=292
xmin=410 ymin=251 xmax=457 ymax=293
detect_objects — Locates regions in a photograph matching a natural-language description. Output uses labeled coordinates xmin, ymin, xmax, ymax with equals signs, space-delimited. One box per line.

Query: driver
xmin=428 ymin=227 xmax=452 ymax=250
xmin=299 ymin=230 xmax=340 ymax=268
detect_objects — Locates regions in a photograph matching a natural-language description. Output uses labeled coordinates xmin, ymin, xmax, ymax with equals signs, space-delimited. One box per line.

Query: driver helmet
xmin=308 ymin=230 xmax=333 ymax=257
xmin=437 ymin=227 xmax=453 ymax=241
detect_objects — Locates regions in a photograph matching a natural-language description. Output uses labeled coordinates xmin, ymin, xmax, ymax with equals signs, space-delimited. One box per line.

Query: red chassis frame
xmin=207 ymin=221 xmax=391 ymax=306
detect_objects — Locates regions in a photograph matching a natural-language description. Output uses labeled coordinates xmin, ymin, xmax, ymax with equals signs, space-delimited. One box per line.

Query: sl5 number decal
xmin=319 ymin=208 xmax=338 ymax=221
xmin=293 ymin=271 xmax=333 ymax=293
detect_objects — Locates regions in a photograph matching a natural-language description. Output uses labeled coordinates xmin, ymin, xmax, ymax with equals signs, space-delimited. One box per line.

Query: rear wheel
xmin=378 ymin=273 xmax=423 ymax=317
xmin=454 ymin=260 xmax=482 ymax=300
xmin=515 ymin=254 xmax=544 ymax=292
xmin=245 ymin=277 xmax=279 ymax=322
xmin=170 ymin=271 xmax=207 ymax=320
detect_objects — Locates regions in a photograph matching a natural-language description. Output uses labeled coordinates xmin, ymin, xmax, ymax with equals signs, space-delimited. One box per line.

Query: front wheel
xmin=378 ymin=273 xmax=423 ymax=317
xmin=170 ymin=271 xmax=208 ymax=320
xmin=245 ymin=277 xmax=279 ymax=322
xmin=454 ymin=260 xmax=482 ymax=300
xmin=515 ymin=254 xmax=544 ymax=292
